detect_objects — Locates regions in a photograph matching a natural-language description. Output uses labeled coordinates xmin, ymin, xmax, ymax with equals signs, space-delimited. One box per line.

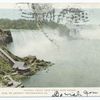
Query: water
xmin=7 ymin=26 xmax=100 ymax=87
xmin=0 ymin=9 xmax=22 ymax=19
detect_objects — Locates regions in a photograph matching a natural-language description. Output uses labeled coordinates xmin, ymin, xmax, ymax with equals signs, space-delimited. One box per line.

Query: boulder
xmin=23 ymin=56 xmax=37 ymax=64
xmin=4 ymin=30 xmax=13 ymax=43
xmin=7 ymin=81 xmax=13 ymax=87
xmin=0 ymin=29 xmax=13 ymax=45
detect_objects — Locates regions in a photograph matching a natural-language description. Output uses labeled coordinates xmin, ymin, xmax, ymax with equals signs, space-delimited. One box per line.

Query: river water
xmin=7 ymin=26 xmax=100 ymax=87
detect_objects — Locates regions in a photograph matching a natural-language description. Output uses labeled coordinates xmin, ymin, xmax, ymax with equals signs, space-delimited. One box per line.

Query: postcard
xmin=0 ymin=2 xmax=100 ymax=97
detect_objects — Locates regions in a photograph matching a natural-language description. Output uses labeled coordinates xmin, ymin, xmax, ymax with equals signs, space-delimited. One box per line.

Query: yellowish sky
xmin=0 ymin=3 xmax=28 ymax=9
xmin=53 ymin=3 xmax=100 ymax=9
xmin=0 ymin=3 xmax=100 ymax=9
xmin=0 ymin=3 xmax=16 ymax=9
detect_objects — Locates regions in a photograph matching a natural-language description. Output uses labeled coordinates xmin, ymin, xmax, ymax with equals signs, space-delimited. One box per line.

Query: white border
xmin=0 ymin=0 xmax=100 ymax=99
xmin=0 ymin=0 xmax=100 ymax=3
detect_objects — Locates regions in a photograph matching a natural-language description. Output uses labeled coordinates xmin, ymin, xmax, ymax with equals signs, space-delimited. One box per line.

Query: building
xmin=0 ymin=48 xmax=30 ymax=74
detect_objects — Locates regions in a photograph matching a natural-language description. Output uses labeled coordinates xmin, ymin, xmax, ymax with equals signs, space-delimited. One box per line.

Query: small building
xmin=0 ymin=48 xmax=30 ymax=74
xmin=13 ymin=61 xmax=30 ymax=74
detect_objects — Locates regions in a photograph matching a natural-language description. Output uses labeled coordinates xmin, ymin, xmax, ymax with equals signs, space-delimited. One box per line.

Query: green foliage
xmin=12 ymin=74 xmax=28 ymax=81
xmin=0 ymin=58 xmax=12 ymax=74
xmin=0 ymin=19 xmax=61 ymax=30
xmin=0 ymin=19 xmax=38 ymax=29
xmin=42 ymin=21 xmax=58 ymax=29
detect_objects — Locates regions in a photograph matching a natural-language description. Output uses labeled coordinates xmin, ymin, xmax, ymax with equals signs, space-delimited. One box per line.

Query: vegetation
xmin=0 ymin=57 xmax=12 ymax=74
xmin=0 ymin=46 xmax=53 ymax=87
xmin=11 ymin=74 xmax=28 ymax=81
xmin=0 ymin=18 xmax=61 ymax=30
xmin=0 ymin=57 xmax=12 ymax=84
xmin=0 ymin=19 xmax=38 ymax=29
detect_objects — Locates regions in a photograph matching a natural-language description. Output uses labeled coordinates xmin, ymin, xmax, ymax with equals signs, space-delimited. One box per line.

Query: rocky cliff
xmin=0 ymin=29 xmax=13 ymax=46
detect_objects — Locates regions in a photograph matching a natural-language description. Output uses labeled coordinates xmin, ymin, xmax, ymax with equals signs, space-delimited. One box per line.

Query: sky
xmin=0 ymin=3 xmax=16 ymax=9
xmin=1 ymin=3 xmax=100 ymax=9
xmin=0 ymin=3 xmax=31 ymax=9
xmin=0 ymin=3 xmax=100 ymax=25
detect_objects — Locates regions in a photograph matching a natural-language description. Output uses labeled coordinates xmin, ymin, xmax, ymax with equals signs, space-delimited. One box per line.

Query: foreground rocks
xmin=0 ymin=47 xmax=54 ymax=87
xmin=23 ymin=55 xmax=53 ymax=75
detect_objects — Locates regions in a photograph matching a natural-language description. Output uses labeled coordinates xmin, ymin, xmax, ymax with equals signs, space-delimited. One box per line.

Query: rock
xmin=0 ymin=29 xmax=13 ymax=45
xmin=37 ymin=62 xmax=47 ymax=66
xmin=23 ymin=56 xmax=37 ymax=64
xmin=35 ymin=59 xmax=40 ymax=63
xmin=7 ymin=81 xmax=13 ymax=87
xmin=4 ymin=30 xmax=13 ymax=43
xmin=20 ymin=84 xmax=24 ymax=88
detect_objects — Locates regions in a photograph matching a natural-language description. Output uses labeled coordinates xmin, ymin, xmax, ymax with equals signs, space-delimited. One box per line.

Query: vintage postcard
xmin=0 ymin=2 xmax=100 ymax=97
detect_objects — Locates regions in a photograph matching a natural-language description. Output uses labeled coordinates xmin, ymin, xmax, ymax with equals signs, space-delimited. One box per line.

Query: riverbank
xmin=0 ymin=46 xmax=54 ymax=87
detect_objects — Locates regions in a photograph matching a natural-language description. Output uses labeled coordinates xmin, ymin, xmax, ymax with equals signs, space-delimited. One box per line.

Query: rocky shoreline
xmin=0 ymin=29 xmax=54 ymax=87
xmin=0 ymin=46 xmax=54 ymax=88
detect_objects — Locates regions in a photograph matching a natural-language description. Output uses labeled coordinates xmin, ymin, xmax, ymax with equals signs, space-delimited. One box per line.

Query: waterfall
xmin=7 ymin=29 xmax=65 ymax=61
xmin=7 ymin=25 xmax=100 ymax=62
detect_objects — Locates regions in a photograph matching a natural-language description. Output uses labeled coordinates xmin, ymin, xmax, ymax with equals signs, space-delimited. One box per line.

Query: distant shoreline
xmin=0 ymin=19 xmax=59 ymax=30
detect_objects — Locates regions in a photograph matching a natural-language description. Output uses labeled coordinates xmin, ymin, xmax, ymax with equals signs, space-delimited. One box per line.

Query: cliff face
xmin=0 ymin=29 xmax=13 ymax=46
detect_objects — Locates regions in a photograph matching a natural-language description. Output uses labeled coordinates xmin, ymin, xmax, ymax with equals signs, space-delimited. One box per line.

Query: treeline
xmin=0 ymin=19 xmax=59 ymax=30
xmin=0 ymin=19 xmax=38 ymax=29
